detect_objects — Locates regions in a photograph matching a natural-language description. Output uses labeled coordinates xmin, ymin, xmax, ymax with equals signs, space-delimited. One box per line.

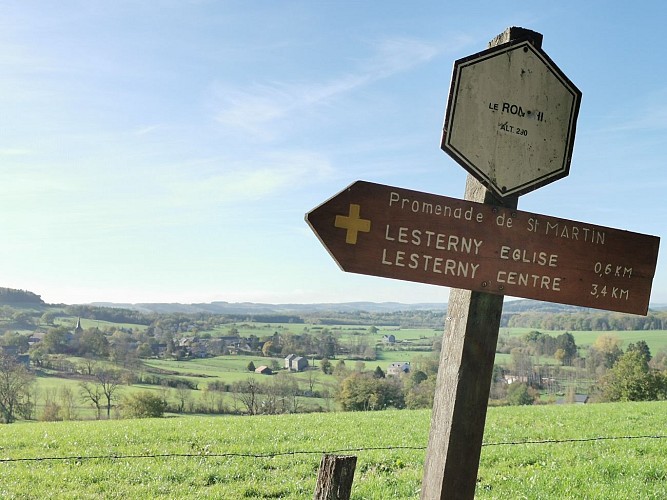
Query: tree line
xmin=503 ymin=310 xmax=667 ymax=331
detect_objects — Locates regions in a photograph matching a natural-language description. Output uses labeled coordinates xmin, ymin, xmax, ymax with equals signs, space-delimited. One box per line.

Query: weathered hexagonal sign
xmin=442 ymin=39 xmax=582 ymax=198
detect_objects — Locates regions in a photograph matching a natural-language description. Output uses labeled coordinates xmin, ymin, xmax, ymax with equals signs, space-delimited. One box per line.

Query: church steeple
xmin=74 ymin=317 xmax=83 ymax=335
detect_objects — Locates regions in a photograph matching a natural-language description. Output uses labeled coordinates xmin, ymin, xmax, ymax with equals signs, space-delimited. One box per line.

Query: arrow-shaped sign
xmin=306 ymin=180 xmax=659 ymax=315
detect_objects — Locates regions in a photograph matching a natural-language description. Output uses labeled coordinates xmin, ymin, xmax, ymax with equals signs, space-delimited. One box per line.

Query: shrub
xmin=124 ymin=392 xmax=168 ymax=418
xmin=40 ymin=401 xmax=62 ymax=422
xmin=506 ymin=383 xmax=536 ymax=406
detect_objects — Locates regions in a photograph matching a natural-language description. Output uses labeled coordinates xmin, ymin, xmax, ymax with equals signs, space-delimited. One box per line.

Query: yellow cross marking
xmin=335 ymin=203 xmax=371 ymax=244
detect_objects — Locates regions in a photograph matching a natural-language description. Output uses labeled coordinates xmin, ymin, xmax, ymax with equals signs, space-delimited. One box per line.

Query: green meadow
xmin=1 ymin=402 xmax=667 ymax=498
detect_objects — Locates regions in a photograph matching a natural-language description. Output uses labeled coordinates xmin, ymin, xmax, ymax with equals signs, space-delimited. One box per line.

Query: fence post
xmin=313 ymin=454 xmax=357 ymax=500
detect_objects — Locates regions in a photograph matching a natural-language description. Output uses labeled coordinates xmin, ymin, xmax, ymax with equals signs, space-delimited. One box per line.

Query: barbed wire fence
xmin=2 ymin=434 xmax=666 ymax=464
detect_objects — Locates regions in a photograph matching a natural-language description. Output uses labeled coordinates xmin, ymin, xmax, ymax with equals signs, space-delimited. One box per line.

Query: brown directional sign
xmin=306 ymin=181 xmax=659 ymax=315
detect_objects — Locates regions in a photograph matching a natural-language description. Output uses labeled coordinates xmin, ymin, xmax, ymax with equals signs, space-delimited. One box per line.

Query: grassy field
xmin=1 ymin=401 xmax=666 ymax=498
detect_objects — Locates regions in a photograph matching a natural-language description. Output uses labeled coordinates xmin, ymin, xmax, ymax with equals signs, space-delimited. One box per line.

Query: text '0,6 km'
xmin=305 ymin=181 xmax=660 ymax=315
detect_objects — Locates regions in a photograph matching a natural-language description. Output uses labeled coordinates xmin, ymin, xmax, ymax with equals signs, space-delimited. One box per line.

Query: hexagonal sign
xmin=442 ymin=39 xmax=582 ymax=198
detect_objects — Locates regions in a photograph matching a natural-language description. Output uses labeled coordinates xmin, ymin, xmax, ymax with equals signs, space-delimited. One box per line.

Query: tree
xmin=599 ymin=350 xmax=666 ymax=402
xmin=59 ymin=386 xmax=77 ymax=420
xmin=317 ymin=330 xmax=338 ymax=359
xmin=337 ymin=372 xmax=404 ymax=411
xmin=28 ymin=343 xmax=48 ymax=368
xmin=41 ymin=389 xmax=64 ymax=422
xmin=333 ymin=359 xmax=348 ymax=378
xmin=0 ymin=354 xmax=35 ymax=423
xmin=233 ymin=378 xmax=262 ymax=415
xmin=11 ymin=311 xmax=34 ymax=328
xmin=79 ymin=380 xmax=104 ymax=419
xmin=247 ymin=361 xmax=256 ymax=372
xmin=263 ymin=373 xmax=300 ymax=414
xmin=506 ymin=383 xmax=536 ymax=406
xmin=627 ymin=340 xmax=652 ymax=364
xmin=0 ymin=331 xmax=30 ymax=354
xmin=109 ymin=331 xmax=138 ymax=368
xmin=174 ymin=383 xmax=192 ymax=413
xmin=40 ymin=311 xmax=59 ymax=326
xmin=555 ymin=332 xmax=578 ymax=366
xmin=261 ymin=340 xmax=275 ymax=357
xmin=510 ymin=348 xmax=533 ymax=379
xmin=96 ymin=369 xmax=123 ymax=418
xmin=305 ymin=368 xmax=318 ymax=394
xmin=76 ymin=328 xmax=110 ymax=358
xmin=373 ymin=366 xmax=385 ymax=379
xmin=320 ymin=358 xmax=332 ymax=375
xmin=410 ymin=370 xmax=428 ymax=385
xmin=136 ymin=342 xmax=154 ymax=359
xmin=80 ymin=369 xmax=122 ymax=419
xmin=404 ymin=371 xmax=436 ymax=409
xmin=79 ymin=357 xmax=98 ymax=376
xmin=42 ymin=326 xmax=72 ymax=354
xmin=650 ymin=349 xmax=667 ymax=371
xmin=124 ymin=391 xmax=168 ymax=418
xmin=593 ymin=334 xmax=624 ymax=369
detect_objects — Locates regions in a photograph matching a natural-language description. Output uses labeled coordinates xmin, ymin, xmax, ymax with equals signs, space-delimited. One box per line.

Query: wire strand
xmin=1 ymin=435 xmax=666 ymax=464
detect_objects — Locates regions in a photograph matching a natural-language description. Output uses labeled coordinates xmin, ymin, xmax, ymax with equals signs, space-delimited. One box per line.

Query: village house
xmin=28 ymin=331 xmax=47 ymax=345
xmin=292 ymin=356 xmax=308 ymax=372
xmin=176 ymin=337 xmax=207 ymax=358
xmin=387 ymin=361 xmax=410 ymax=376
xmin=285 ymin=354 xmax=308 ymax=372
xmin=504 ymin=375 xmax=529 ymax=385
xmin=284 ymin=354 xmax=296 ymax=369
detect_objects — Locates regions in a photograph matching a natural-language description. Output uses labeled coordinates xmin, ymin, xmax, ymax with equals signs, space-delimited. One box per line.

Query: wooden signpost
xmin=305 ymin=27 xmax=660 ymax=499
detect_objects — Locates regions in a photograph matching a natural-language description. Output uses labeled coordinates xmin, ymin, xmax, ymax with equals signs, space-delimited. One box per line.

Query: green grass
xmin=142 ymin=355 xmax=277 ymax=380
xmin=2 ymin=402 xmax=667 ymax=498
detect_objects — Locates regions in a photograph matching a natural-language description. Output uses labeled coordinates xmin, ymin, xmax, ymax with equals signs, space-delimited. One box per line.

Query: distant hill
xmin=89 ymin=300 xmax=448 ymax=315
xmin=89 ymin=298 xmax=602 ymax=315
xmin=0 ymin=287 xmax=45 ymax=306
xmin=501 ymin=299 xmax=593 ymax=314
xmin=2 ymin=284 xmax=663 ymax=317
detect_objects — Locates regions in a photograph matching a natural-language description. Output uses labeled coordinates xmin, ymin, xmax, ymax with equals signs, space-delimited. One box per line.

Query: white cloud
xmin=364 ymin=36 xmax=439 ymax=78
xmin=163 ymin=150 xmax=334 ymax=206
xmin=213 ymin=36 xmax=440 ymax=137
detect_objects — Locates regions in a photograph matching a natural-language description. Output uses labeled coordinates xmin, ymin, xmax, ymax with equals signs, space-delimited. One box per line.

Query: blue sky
xmin=2 ymin=1 xmax=666 ymax=306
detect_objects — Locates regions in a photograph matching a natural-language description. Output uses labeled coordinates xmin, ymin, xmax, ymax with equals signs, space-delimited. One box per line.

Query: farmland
xmin=2 ymin=289 xmax=667 ymax=420
xmin=1 ymin=401 xmax=667 ymax=498
xmin=15 ymin=316 xmax=667 ymax=418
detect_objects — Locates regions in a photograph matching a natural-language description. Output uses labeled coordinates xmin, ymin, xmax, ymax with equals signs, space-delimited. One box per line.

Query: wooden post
xmin=314 ymin=454 xmax=357 ymax=500
xmin=420 ymin=27 xmax=542 ymax=500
